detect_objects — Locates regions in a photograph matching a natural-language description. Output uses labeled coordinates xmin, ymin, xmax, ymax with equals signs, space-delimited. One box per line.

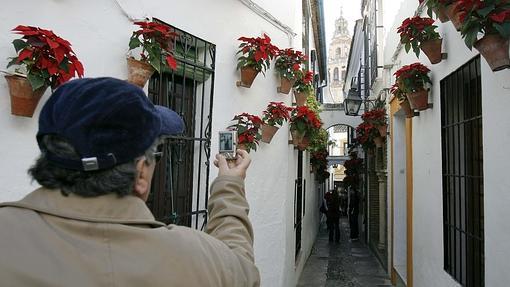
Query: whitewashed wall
xmin=384 ymin=1 xmax=510 ymax=287
xmin=0 ymin=1 xmax=321 ymax=286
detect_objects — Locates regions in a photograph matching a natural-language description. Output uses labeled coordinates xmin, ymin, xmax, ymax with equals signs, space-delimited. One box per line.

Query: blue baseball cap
xmin=37 ymin=77 xmax=184 ymax=171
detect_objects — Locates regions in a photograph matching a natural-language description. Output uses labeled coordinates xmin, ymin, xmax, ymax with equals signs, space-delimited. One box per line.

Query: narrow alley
xmin=298 ymin=218 xmax=392 ymax=287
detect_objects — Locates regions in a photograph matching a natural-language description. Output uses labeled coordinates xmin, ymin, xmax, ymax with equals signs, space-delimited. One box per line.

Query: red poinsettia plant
xmin=289 ymin=106 xmax=322 ymax=135
xmin=7 ymin=25 xmax=84 ymax=90
xmin=293 ymin=69 xmax=315 ymax=94
xmin=361 ymin=108 xmax=387 ymax=127
xmin=355 ymin=122 xmax=379 ymax=150
xmin=457 ymin=0 xmax=510 ymax=48
xmin=228 ymin=113 xmax=263 ymax=153
xmin=274 ymin=48 xmax=307 ymax=79
xmin=398 ymin=16 xmax=441 ymax=57
xmin=237 ymin=34 xmax=279 ymax=75
xmin=262 ymin=102 xmax=292 ymax=127
xmin=310 ymin=149 xmax=328 ymax=171
xmin=344 ymin=157 xmax=363 ymax=176
xmin=129 ymin=21 xmax=178 ymax=73
xmin=394 ymin=63 xmax=432 ymax=93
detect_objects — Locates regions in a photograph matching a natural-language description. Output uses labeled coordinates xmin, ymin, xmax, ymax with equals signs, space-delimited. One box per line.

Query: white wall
xmin=385 ymin=1 xmax=510 ymax=286
xmin=0 ymin=1 xmax=321 ymax=286
xmin=392 ymin=114 xmax=407 ymax=283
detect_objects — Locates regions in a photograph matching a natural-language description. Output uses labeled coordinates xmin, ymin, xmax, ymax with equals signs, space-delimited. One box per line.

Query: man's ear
xmin=133 ymin=158 xmax=150 ymax=200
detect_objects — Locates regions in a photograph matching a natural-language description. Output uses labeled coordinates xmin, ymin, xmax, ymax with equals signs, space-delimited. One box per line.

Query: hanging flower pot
xmin=237 ymin=66 xmax=259 ymax=88
xmin=297 ymin=136 xmax=310 ymax=151
xmin=5 ymin=75 xmax=48 ymax=117
xmin=399 ymin=99 xmax=414 ymax=118
xmin=421 ymin=39 xmax=443 ymax=64
xmin=127 ymin=57 xmax=155 ymax=88
xmin=445 ymin=3 xmax=462 ymax=31
xmin=377 ymin=124 xmax=388 ymax=138
xmin=407 ymin=88 xmax=429 ymax=111
xmin=291 ymin=129 xmax=305 ymax=147
xmin=275 ymin=48 xmax=306 ymax=94
xmin=474 ymin=34 xmax=510 ymax=72
xmin=260 ymin=124 xmax=279 ymax=143
xmin=128 ymin=21 xmax=178 ymax=88
xmin=294 ymin=91 xmax=308 ymax=106
xmin=374 ymin=136 xmax=384 ymax=148
xmin=237 ymin=34 xmax=279 ymax=88
xmin=277 ymin=77 xmax=296 ymax=94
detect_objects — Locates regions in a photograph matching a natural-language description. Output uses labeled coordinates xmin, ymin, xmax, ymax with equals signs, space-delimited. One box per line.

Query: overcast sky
xmin=324 ymin=0 xmax=362 ymax=47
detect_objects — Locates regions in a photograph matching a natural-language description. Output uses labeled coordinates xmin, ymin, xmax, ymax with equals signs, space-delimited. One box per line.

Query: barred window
xmin=441 ymin=56 xmax=484 ymax=287
xmin=147 ymin=20 xmax=216 ymax=230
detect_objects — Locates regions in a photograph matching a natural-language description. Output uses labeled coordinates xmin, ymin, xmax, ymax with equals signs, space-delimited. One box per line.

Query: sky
xmin=324 ymin=0 xmax=362 ymax=47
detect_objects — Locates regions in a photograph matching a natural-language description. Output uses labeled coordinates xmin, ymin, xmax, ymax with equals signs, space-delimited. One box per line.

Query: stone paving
xmin=297 ymin=218 xmax=392 ymax=287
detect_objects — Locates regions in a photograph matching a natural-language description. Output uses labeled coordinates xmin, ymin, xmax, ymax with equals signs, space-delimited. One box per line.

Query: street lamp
xmin=344 ymin=87 xmax=363 ymax=116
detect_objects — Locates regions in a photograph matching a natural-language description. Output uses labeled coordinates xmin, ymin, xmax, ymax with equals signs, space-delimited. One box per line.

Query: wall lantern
xmin=344 ymin=87 xmax=363 ymax=116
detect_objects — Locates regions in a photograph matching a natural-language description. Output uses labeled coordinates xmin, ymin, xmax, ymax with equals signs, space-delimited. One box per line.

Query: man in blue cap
xmin=0 ymin=77 xmax=260 ymax=286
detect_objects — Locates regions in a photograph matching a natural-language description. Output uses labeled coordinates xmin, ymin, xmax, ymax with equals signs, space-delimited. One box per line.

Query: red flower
xmin=237 ymin=34 xmax=279 ymax=72
xmin=274 ymin=48 xmax=307 ymax=79
xmin=9 ymin=25 xmax=84 ymax=90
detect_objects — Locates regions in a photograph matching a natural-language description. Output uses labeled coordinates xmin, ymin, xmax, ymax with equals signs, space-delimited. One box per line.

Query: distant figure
xmin=324 ymin=190 xmax=341 ymax=242
xmin=349 ymin=188 xmax=360 ymax=241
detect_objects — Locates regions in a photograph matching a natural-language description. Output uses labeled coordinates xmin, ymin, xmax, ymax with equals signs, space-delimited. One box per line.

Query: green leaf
xmin=12 ymin=39 xmax=28 ymax=53
xmin=27 ymin=73 xmax=46 ymax=90
xmin=6 ymin=57 xmax=18 ymax=68
xmin=128 ymin=37 xmax=141 ymax=50
xmin=494 ymin=22 xmax=510 ymax=39
xmin=477 ymin=5 xmax=495 ymax=18
xmin=405 ymin=42 xmax=411 ymax=53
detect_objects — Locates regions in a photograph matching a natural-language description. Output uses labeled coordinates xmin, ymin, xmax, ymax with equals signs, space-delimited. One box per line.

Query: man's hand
xmin=214 ymin=150 xmax=251 ymax=180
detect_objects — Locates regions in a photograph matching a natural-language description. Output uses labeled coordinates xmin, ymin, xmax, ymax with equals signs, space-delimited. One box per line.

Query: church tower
xmin=326 ymin=9 xmax=352 ymax=103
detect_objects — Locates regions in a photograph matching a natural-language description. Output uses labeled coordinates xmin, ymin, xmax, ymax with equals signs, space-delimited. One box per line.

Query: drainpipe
xmin=238 ymin=0 xmax=297 ymax=45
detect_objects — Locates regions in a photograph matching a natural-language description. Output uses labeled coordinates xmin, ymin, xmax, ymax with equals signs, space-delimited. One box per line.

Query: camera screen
xmin=219 ymin=132 xmax=234 ymax=152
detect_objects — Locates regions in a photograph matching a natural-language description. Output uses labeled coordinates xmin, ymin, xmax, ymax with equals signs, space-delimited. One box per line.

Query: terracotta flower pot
xmin=377 ymin=124 xmax=388 ymax=138
xmin=297 ymin=136 xmax=310 ymax=151
xmin=399 ymin=99 xmax=414 ymax=118
xmin=434 ymin=6 xmax=450 ymax=23
xmin=5 ymin=75 xmax=48 ymax=117
xmin=260 ymin=124 xmax=279 ymax=143
xmin=277 ymin=77 xmax=296 ymax=94
xmin=421 ymin=39 xmax=443 ymax=64
xmin=474 ymin=34 xmax=510 ymax=72
xmin=237 ymin=66 xmax=259 ymax=88
xmin=291 ymin=129 xmax=305 ymax=146
xmin=407 ymin=89 xmax=429 ymax=111
xmin=374 ymin=136 xmax=384 ymax=148
xmin=127 ymin=57 xmax=155 ymax=88
xmin=445 ymin=3 xmax=462 ymax=31
xmin=294 ymin=91 xmax=308 ymax=106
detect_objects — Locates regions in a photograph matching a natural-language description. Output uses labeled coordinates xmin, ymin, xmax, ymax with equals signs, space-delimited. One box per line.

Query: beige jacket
xmin=0 ymin=175 xmax=259 ymax=287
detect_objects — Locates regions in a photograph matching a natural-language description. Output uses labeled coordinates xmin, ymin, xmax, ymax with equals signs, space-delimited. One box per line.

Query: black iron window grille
xmin=441 ymin=56 xmax=484 ymax=287
xmin=147 ymin=19 xmax=216 ymax=231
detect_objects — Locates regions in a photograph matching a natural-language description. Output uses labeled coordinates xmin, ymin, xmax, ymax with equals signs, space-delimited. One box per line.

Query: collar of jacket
xmin=0 ymin=188 xmax=166 ymax=228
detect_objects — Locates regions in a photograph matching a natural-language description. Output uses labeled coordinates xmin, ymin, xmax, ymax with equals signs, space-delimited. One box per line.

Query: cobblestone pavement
xmin=297 ymin=218 xmax=392 ymax=287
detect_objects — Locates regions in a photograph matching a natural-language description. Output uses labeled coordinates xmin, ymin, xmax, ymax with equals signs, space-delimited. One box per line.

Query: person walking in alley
xmin=324 ymin=189 xmax=341 ymax=242
xmin=0 ymin=78 xmax=260 ymax=287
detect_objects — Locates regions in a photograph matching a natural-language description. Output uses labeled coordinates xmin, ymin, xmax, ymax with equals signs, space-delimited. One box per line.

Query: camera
xmin=219 ymin=131 xmax=237 ymax=160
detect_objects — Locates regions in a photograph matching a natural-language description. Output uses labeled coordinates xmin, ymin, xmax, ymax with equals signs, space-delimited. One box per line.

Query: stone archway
xmin=320 ymin=103 xmax=362 ymax=131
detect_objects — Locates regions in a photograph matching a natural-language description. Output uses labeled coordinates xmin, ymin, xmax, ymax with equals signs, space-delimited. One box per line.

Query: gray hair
xmin=28 ymin=135 xmax=159 ymax=197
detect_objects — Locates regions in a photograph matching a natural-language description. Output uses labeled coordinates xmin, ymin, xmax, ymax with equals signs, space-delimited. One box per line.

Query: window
xmin=147 ymin=20 xmax=216 ymax=231
xmin=336 ymin=47 xmax=341 ymax=59
xmin=441 ymin=56 xmax=484 ymax=287
xmin=341 ymin=70 xmax=346 ymax=82
xmin=333 ymin=67 xmax=339 ymax=81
